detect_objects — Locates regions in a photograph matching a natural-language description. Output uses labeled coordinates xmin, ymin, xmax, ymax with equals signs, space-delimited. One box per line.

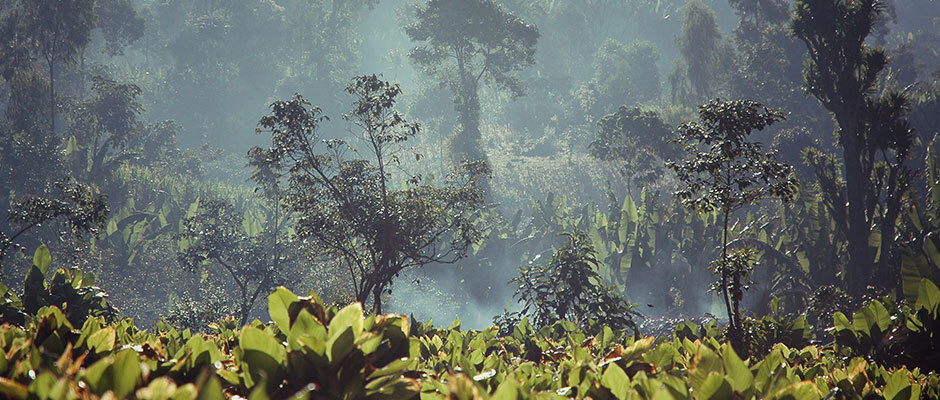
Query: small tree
xmin=254 ymin=75 xmax=488 ymax=313
xmin=590 ymin=106 xmax=677 ymax=192
xmin=667 ymin=99 xmax=798 ymax=351
xmin=504 ymin=230 xmax=638 ymax=334
xmin=177 ymin=199 xmax=282 ymax=326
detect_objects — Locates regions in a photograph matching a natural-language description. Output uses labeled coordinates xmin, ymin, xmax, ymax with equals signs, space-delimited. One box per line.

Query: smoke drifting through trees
xmin=0 ymin=0 xmax=939 ymax=334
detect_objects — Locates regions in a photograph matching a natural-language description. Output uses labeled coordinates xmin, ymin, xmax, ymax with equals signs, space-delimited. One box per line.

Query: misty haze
xmin=1 ymin=0 xmax=939 ymax=398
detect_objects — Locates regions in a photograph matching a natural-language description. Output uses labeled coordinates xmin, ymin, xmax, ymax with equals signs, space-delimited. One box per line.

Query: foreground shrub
xmin=1 ymin=281 xmax=938 ymax=399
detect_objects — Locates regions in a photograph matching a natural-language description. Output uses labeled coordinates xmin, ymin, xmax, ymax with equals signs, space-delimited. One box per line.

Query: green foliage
xmin=672 ymin=0 xmax=725 ymax=104
xmin=503 ymin=230 xmax=639 ymax=334
xmin=254 ymin=75 xmax=488 ymax=312
xmin=0 ymin=0 xmax=97 ymax=133
xmin=669 ymin=98 xmax=798 ymax=352
xmin=1 ymin=180 xmax=109 ymax=274
xmin=3 ymin=283 xmax=939 ymax=399
xmin=832 ymin=279 xmax=940 ymax=371
xmin=590 ymin=106 xmax=676 ymax=188
xmin=740 ymin=298 xmax=812 ymax=357
xmin=94 ymin=0 xmax=145 ymax=56
xmin=668 ymin=99 xmax=796 ymax=215
xmin=65 ymin=75 xmax=145 ymax=182
xmin=0 ymin=245 xmax=114 ymax=327
xmin=405 ymin=0 xmax=539 ymax=166
xmin=178 ymin=199 xmax=281 ymax=325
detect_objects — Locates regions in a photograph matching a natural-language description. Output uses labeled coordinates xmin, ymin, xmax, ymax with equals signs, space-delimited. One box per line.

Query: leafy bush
xmin=0 ymin=245 xmax=114 ymax=327
xmin=832 ymin=279 xmax=940 ymax=372
xmin=0 ymin=283 xmax=939 ymax=399
xmin=500 ymin=230 xmax=639 ymax=335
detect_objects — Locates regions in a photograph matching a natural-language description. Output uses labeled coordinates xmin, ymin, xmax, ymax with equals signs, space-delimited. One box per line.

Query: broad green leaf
xmin=33 ymin=245 xmax=52 ymax=276
xmin=696 ymin=372 xmax=732 ymax=400
xmin=689 ymin=343 xmax=722 ymax=391
xmin=112 ymin=349 xmax=141 ymax=399
xmin=328 ymin=302 xmax=364 ymax=340
xmin=106 ymin=219 xmax=118 ymax=236
xmin=914 ymin=278 xmax=940 ymax=312
xmin=769 ymin=381 xmax=823 ymax=400
xmin=491 ymin=378 xmax=520 ymax=400
xmin=833 ymin=312 xmax=851 ymax=331
xmin=80 ymin=356 xmax=112 ymax=393
xmin=721 ymin=344 xmax=752 ymax=393
xmin=327 ymin=327 xmax=355 ymax=364
xmin=883 ymin=370 xmax=913 ymax=400
xmin=288 ymin=309 xmax=325 ymax=351
xmin=267 ymin=287 xmax=298 ymax=333
xmin=185 ymin=198 xmax=200 ymax=220
xmin=370 ymin=357 xmax=416 ymax=379
xmin=27 ymin=372 xmax=57 ymax=400
xmin=239 ymin=327 xmax=286 ymax=388
xmin=87 ymin=326 xmax=116 ymax=355
xmin=195 ymin=373 xmax=225 ymax=400
xmin=601 ymin=363 xmax=629 ymax=399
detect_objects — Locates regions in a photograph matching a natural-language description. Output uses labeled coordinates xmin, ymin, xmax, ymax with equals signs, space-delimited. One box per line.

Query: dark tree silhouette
xmin=254 ymin=75 xmax=488 ymax=313
xmin=793 ymin=0 xmax=916 ymax=296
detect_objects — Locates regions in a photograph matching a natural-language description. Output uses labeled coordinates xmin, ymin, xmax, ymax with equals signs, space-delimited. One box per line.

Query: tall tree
xmin=673 ymin=0 xmax=724 ymax=104
xmin=0 ymin=0 xmax=97 ymax=134
xmin=404 ymin=0 xmax=538 ymax=175
xmin=793 ymin=0 xmax=915 ymax=296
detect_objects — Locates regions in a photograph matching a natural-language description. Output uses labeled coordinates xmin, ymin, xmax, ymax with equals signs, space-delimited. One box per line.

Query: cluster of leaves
xmin=2 ymin=278 xmax=939 ymax=399
xmin=501 ymin=230 xmax=639 ymax=335
xmin=1 ymin=179 xmax=109 ymax=273
xmin=831 ymin=279 xmax=940 ymax=372
xmin=589 ymin=106 xmax=677 ymax=188
xmin=1 ymin=245 xmax=114 ymax=328
xmin=0 ymin=284 xmax=418 ymax=399
xmin=177 ymin=199 xmax=282 ymax=326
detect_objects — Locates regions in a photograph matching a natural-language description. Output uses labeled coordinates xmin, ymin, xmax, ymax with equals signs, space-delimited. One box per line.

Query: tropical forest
xmin=1 ymin=0 xmax=940 ymax=398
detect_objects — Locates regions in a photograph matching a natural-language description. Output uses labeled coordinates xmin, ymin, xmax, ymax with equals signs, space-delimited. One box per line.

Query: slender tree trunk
xmin=880 ymin=164 xmax=904 ymax=297
xmin=841 ymin=120 xmax=871 ymax=298
xmin=721 ymin=208 xmax=735 ymax=331
xmin=79 ymin=52 xmax=86 ymax=100
xmin=49 ymin=55 xmax=55 ymax=135
xmin=373 ymin=284 xmax=383 ymax=314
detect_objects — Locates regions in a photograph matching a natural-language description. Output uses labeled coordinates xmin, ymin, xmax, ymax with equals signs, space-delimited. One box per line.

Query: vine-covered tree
xmin=254 ymin=75 xmax=488 ymax=313
xmin=668 ymin=99 xmax=798 ymax=353
xmin=404 ymin=0 xmax=539 ymax=174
